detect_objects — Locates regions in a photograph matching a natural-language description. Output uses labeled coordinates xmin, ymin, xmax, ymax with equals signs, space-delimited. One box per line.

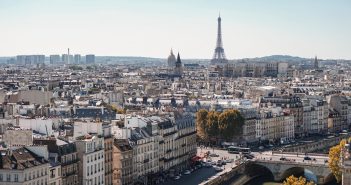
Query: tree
xmin=218 ymin=109 xmax=244 ymax=141
xmin=69 ymin=65 xmax=83 ymax=70
xmin=328 ymin=139 xmax=346 ymax=183
xmin=110 ymin=104 xmax=125 ymax=114
xmin=283 ymin=175 xmax=315 ymax=185
xmin=196 ymin=109 xmax=208 ymax=141
xmin=206 ymin=111 xmax=220 ymax=143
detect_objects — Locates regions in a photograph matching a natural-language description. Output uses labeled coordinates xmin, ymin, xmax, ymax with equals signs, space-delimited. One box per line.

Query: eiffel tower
xmin=210 ymin=15 xmax=228 ymax=65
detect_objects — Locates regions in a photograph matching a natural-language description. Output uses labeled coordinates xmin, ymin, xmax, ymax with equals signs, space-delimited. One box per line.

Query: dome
xmin=167 ymin=49 xmax=176 ymax=67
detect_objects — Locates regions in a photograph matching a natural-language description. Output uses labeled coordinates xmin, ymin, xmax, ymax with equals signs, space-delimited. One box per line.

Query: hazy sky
xmin=1 ymin=0 xmax=350 ymax=59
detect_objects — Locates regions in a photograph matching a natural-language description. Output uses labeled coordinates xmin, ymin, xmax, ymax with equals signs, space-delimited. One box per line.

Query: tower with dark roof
xmin=174 ymin=52 xmax=183 ymax=77
xmin=314 ymin=56 xmax=319 ymax=69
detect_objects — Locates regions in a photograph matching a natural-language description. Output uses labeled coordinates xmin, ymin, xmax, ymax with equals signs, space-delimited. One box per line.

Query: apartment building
xmin=75 ymin=134 xmax=105 ymax=185
xmin=256 ymin=108 xmax=295 ymax=144
xmin=112 ymin=139 xmax=133 ymax=185
xmin=240 ymin=107 xmax=258 ymax=145
xmin=260 ymin=96 xmax=303 ymax=138
xmin=0 ymin=148 xmax=49 ymax=185
xmin=157 ymin=118 xmax=177 ymax=172
xmin=130 ymin=127 xmax=159 ymax=185
xmin=174 ymin=113 xmax=196 ymax=171
xmin=103 ymin=124 xmax=113 ymax=185
xmin=33 ymin=137 xmax=79 ymax=185
xmin=328 ymin=94 xmax=349 ymax=131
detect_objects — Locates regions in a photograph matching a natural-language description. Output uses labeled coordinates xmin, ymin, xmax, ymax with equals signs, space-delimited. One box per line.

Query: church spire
xmin=176 ymin=52 xmax=181 ymax=64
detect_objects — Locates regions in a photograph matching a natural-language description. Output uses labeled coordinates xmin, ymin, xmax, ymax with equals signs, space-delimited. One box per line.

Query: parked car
xmin=304 ymin=156 xmax=312 ymax=160
xmin=244 ymin=154 xmax=254 ymax=159
xmin=183 ymin=170 xmax=191 ymax=175
xmin=224 ymin=159 xmax=232 ymax=163
xmin=280 ymin=157 xmax=287 ymax=161
xmin=209 ymin=153 xmax=219 ymax=157
xmin=204 ymin=162 xmax=212 ymax=168
xmin=217 ymin=160 xmax=223 ymax=166
xmin=214 ymin=166 xmax=223 ymax=172
xmin=173 ymin=175 xmax=180 ymax=180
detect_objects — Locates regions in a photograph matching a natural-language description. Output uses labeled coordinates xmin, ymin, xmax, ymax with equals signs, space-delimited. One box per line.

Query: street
xmin=161 ymin=167 xmax=217 ymax=185
xmin=160 ymin=147 xmax=329 ymax=185
xmin=160 ymin=147 xmax=242 ymax=185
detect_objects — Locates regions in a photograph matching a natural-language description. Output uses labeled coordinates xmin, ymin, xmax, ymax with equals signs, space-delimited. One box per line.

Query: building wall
xmin=76 ymin=136 xmax=105 ymax=185
xmin=104 ymin=137 xmax=113 ymax=185
xmin=3 ymin=129 xmax=32 ymax=146
xmin=112 ymin=142 xmax=133 ymax=185
xmin=48 ymin=165 xmax=62 ymax=185
xmin=61 ymin=152 xmax=79 ymax=185
xmin=0 ymin=163 xmax=49 ymax=185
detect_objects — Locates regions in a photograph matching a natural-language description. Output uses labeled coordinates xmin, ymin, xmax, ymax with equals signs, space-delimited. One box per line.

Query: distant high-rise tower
xmin=68 ymin=48 xmax=70 ymax=64
xmin=210 ymin=14 xmax=228 ymax=65
xmin=86 ymin=54 xmax=95 ymax=64
xmin=50 ymin=55 xmax=60 ymax=64
xmin=74 ymin=54 xmax=81 ymax=64
xmin=314 ymin=56 xmax=319 ymax=69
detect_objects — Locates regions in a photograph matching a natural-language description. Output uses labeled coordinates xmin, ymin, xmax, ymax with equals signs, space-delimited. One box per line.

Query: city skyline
xmin=1 ymin=0 xmax=351 ymax=59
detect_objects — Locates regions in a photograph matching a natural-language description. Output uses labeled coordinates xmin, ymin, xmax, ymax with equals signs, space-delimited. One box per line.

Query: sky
xmin=0 ymin=0 xmax=350 ymax=59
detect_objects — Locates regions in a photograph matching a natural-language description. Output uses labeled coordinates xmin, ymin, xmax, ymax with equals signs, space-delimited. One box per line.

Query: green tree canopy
xmin=218 ymin=109 xmax=244 ymax=140
xmin=328 ymin=139 xmax=346 ymax=183
xmin=196 ymin=109 xmax=208 ymax=141
xmin=206 ymin=111 xmax=220 ymax=140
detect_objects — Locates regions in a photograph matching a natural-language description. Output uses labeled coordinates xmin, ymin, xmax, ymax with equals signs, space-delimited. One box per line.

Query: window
xmin=6 ymin=174 xmax=10 ymax=182
xmin=50 ymin=169 xmax=55 ymax=178
xmin=0 ymin=174 xmax=3 ymax=181
xmin=14 ymin=174 xmax=18 ymax=182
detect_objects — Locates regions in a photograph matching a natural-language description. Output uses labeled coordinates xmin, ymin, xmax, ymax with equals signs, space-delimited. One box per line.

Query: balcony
xmin=164 ymin=131 xmax=177 ymax=137
xmin=164 ymin=157 xmax=174 ymax=162
xmin=61 ymin=159 xmax=79 ymax=166
xmin=176 ymin=131 xmax=196 ymax=140
xmin=63 ymin=171 xmax=77 ymax=177
xmin=143 ymin=158 xmax=150 ymax=163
